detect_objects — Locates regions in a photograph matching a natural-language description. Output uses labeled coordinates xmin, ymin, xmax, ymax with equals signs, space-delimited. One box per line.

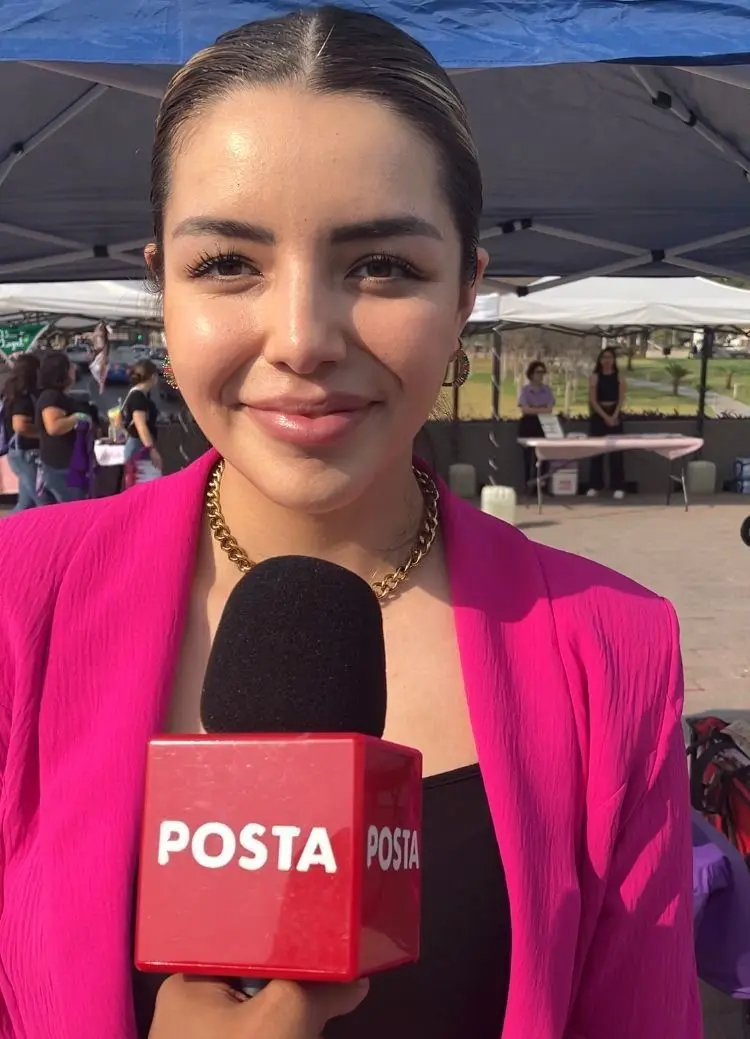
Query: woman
xmin=518 ymin=360 xmax=555 ymax=490
xmin=35 ymin=351 xmax=93 ymax=503
xmin=0 ymin=8 xmax=699 ymax=1039
xmin=88 ymin=319 xmax=111 ymax=397
xmin=122 ymin=359 xmax=163 ymax=484
xmin=1 ymin=353 xmax=44 ymax=511
xmin=588 ymin=347 xmax=627 ymax=499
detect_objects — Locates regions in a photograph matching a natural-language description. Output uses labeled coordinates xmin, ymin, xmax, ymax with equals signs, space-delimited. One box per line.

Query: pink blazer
xmin=0 ymin=450 xmax=701 ymax=1038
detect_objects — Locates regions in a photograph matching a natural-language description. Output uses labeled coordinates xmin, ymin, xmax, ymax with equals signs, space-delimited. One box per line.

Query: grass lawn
xmin=451 ymin=355 xmax=750 ymax=419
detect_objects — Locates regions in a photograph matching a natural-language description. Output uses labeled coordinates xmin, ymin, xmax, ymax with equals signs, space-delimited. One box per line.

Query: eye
xmin=349 ymin=253 xmax=421 ymax=281
xmin=185 ymin=250 xmax=257 ymax=279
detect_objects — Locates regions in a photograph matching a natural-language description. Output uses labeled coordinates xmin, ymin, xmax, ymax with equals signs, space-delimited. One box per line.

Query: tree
xmin=664 ymin=360 xmax=691 ymax=396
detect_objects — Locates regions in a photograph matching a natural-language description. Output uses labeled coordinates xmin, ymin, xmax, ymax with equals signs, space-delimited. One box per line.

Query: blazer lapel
xmin=442 ymin=491 xmax=582 ymax=1039
xmin=37 ymin=451 xmax=217 ymax=1038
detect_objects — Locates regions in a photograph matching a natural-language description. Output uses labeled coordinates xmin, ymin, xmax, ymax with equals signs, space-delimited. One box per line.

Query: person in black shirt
xmin=122 ymin=360 xmax=163 ymax=481
xmin=2 ymin=353 xmax=44 ymax=511
xmin=36 ymin=352 xmax=93 ymax=504
xmin=587 ymin=347 xmax=628 ymax=499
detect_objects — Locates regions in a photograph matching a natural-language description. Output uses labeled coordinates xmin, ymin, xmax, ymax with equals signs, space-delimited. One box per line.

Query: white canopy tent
xmin=495 ymin=276 xmax=750 ymax=329
xmin=0 ymin=279 xmax=157 ymax=326
xmin=477 ymin=276 xmax=750 ymax=455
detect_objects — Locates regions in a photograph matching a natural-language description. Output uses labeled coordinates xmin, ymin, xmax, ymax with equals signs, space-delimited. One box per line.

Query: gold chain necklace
xmin=205 ymin=459 xmax=440 ymax=602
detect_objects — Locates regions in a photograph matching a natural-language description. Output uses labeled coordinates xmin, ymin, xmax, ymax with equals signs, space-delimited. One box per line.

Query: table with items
xmin=517 ymin=434 xmax=704 ymax=513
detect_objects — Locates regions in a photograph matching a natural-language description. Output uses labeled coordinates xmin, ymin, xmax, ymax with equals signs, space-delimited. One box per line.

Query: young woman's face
xmin=600 ymin=352 xmax=615 ymax=371
xmin=156 ymin=86 xmax=486 ymax=512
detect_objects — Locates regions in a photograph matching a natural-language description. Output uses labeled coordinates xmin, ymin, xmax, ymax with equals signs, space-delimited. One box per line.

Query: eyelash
xmin=184 ymin=249 xmax=423 ymax=281
xmin=184 ymin=250 xmax=249 ymax=279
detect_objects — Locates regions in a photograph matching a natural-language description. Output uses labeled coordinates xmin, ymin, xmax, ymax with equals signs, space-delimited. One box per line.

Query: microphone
xmin=135 ymin=556 xmax=423 ymax=988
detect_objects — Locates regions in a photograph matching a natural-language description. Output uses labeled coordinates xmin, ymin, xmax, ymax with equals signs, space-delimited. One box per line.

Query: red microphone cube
xmin=135 ymin=733 xmax=422 ymax=982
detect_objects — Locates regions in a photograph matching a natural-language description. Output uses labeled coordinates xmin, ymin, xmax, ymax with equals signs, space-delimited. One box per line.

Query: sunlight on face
xmin=159 ymin=86 xmax=483 ymax=512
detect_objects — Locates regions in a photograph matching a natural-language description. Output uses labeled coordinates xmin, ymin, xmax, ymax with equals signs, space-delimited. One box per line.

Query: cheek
xmin=163 ymin=293 xmax=259 ymax=383
xmin=351 ymin=298 xmax=456 ymax=391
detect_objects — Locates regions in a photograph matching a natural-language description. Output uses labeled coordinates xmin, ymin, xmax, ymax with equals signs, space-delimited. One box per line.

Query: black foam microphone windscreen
xmin=200 ymin=555 xmax=387 ymax=737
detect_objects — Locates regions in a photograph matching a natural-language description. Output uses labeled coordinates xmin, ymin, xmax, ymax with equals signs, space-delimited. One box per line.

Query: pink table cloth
xmin=519 ymin=434 xmax=704 ymax=462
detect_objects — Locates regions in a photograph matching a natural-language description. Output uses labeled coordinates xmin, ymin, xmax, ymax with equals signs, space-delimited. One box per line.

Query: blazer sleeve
xmin=566 ymin=599 xmax=702 ymax=1038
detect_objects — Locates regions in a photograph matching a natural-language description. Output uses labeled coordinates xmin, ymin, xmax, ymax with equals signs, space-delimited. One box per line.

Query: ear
xmin=456 ymin=247 xmax=490 ymax=333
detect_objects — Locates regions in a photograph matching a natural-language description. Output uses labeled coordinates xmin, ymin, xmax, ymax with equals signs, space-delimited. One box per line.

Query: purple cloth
xmin=692 ymin=811 xmax=750 ymax=998
xmin=518 ymin=382 xmax=555 ymax=409
xmin=67 ymin=420 xmax=95 ymax=492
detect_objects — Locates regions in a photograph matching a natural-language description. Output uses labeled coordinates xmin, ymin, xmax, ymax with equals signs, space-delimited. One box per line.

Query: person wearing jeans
xmin=1 ymin=353 xmax=45 ymax=512
xmin=121 ymin=360 xmax=163 ymax=485
xmin=8 ymin=448 xmax=42 ymax=511
xmin=36 ymin=352 xmax=92 ymax=504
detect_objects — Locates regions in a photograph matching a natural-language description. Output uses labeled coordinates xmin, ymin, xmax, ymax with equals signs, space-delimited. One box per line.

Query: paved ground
xmin=523 ymin=492 xmax=750 ymax=1038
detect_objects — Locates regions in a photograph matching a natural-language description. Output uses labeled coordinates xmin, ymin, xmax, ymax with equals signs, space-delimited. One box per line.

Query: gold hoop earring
xmin=162 ymin=354 xmax=178 ymax=389
xmin=450 ymin=342 xmax=471 ymax=388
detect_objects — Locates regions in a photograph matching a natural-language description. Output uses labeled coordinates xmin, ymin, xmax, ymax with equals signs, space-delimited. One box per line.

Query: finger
xmin=160 ymin=973 xmax=246 ymax=1008
xmin=241 ymin=979 xmax=369 ymax=1036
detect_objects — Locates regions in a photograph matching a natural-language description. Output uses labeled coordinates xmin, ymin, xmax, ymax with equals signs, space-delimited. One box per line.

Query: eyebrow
xmin=171 ymin=215 xmax=443 ymax=244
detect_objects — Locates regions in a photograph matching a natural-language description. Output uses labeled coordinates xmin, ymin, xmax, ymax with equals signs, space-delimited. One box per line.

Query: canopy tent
xmin=2 ymin=4 xmax=750 ymax=280
xmin=496 ymin=276 xmax=750 ymax=330
xmin=486 ymin=275 xmax=750 ymax=440
xmin=0 ymin=279 xmax=157 ymax=325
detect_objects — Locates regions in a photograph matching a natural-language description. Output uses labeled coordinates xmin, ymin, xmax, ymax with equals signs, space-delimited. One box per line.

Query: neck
xmin=214 ymin=452 xmax=428 ymax=587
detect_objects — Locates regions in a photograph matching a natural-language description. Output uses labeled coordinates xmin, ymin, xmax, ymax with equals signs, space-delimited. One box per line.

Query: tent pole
xmin=489 ymin=328 xmax=502 ymax=486
xmin=697 ymin=327 xmax=713 ymax=436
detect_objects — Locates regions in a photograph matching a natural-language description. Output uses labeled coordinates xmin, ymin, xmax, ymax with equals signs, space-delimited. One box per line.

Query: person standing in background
xmin=1 ymin=353 xmax=45 ymax=511
xmin=518 ymin=360 xmax=555 ymax=490
xmin=122 ymin=359 xmax=163 ymax=485
xmin=88 ymin=320 xmax=111 ymax=397
xmin=588 ymin=346 xmax=627 ymax=500
xmin=36 ymin=352 xmax=93 ymax=503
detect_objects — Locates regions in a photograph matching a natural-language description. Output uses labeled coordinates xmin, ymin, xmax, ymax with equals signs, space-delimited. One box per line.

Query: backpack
xmin=687 ymin=714 xmax=750 ymax=864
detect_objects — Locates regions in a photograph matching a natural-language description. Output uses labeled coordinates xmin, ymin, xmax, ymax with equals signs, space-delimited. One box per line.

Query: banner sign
xmin=0 ymin=322 xmax=48 ymax=356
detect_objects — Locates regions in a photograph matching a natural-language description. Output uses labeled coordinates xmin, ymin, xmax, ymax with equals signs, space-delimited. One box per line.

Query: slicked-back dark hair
xmin=150 ymin=5 xmax=482 ymax=285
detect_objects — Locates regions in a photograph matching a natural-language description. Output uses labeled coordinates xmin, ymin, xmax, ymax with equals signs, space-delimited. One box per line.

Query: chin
xmin=230 ymin=447 xmax=388 ymax=515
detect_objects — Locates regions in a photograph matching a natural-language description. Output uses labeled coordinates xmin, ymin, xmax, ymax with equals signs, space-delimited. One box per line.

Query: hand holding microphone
xmin=136 ymin=556 xmax=422 ymax=1001
xmin=149 ymin=975 xmax=369 ymax=1038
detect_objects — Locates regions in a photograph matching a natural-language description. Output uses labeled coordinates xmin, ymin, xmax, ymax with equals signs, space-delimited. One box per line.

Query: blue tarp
xmin=3 ymin=0 xmax=750 ymax=67
xmin=2 ymin=3 xmax=750 ymax=280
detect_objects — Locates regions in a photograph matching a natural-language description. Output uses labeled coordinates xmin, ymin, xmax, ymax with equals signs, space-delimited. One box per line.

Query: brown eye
xmin=350 ymin=254 xmax=420 ymax=281
xmin=215 ymin=257 xmax=248 ymax=277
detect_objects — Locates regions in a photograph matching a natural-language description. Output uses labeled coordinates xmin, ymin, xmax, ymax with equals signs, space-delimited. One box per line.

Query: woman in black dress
xmin=587 ymin=347 xmax=627 ymax=499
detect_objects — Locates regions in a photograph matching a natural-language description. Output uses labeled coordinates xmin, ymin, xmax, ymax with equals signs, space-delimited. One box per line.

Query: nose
xmin=261 ymin=264 xmax=346 ymax=376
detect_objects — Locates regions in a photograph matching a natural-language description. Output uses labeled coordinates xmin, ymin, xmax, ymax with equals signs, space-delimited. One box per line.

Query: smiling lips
xmin=243 ymin=394 xmax=377 ymax=447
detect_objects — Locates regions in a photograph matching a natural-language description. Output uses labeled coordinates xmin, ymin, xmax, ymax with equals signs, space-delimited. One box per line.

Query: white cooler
xmin=480 ymin=484 xmax=517 ymax=526
xmin=686 ymin=460 xmax=716 ymax=496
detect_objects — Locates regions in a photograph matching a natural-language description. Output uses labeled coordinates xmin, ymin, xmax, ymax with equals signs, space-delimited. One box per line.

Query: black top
xmin=132 ymin=764 xmax=511 ymax=1039
xmin=36 ymin=388 xmax=78 ymax=468
xmin=593 ymin=370 xmax=620 ymax=407
xmin=123 ymin=389 xmax=158 ymax=445
xmin=3 ymin=392 xmax=38 ymax=451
